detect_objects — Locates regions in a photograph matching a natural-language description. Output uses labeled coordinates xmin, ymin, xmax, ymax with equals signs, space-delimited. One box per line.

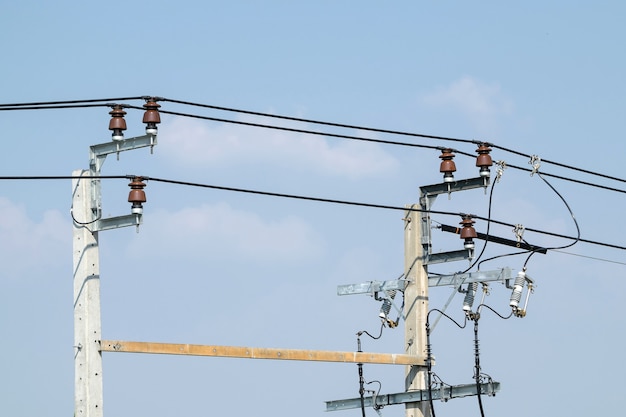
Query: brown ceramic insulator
xmin=475 ymin=143 xmax=493 ymax=176
xmin=459 ymin=215 xmax=477 ymax=239
xmin=439 ymin=148 xmax=456 ymax=182
xmin=108 ymin=105 xmax=127 ymax=140
xmin=142 ymin=100 xmax=161 ymax=125
xmin=128 ymin=177 xmax=147 ymax=214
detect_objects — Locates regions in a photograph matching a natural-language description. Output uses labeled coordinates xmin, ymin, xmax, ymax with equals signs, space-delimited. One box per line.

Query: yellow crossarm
xmin=100 ymin=340 xmax=425 ymax=365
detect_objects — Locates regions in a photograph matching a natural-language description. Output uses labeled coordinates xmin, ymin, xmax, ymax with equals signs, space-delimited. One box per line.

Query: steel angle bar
xmin=428 ymin=268 xmax=512 ymax=287
xmin=337 ymin=279 xmax=406 ymax=296
xmin=325 ymin=381 xmax=500 ymax=411
xmin=90 ymin=134 xmax=157 ymax=173
xmin=95 ymin=214 xmax=142 ymax=232
xmin=419 ymin=177 xmax=489 ymax=199
xmin=425 ymin=249 xmax=470 ymax=265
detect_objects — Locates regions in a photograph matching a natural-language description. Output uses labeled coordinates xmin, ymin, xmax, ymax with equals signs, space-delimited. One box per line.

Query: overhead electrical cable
xmin=2 ymin=97 xmax=625 ymax=194
xmin=147 ymin=175 xmax=626 ymax=251
xmin=160 ymin=97 xmax=475 ymax=145
xmin=2 ymin=96 xmax=625 ymax=187
xmin=125 ymin=105 xmax=446 ymax=152
xmin=0 ymin=174 xmax=623 ymax=251
xmin=505 ymin=165 xmax=626 ymax=194
xmin=491 ymin=143 xmax=626 ymax=184
xmin=159 ymin=97 xmax=626 ymax=185
xmin=0 ymin=96 xmax=144 ymax=107
xmin=128 ymin=105 xmax=626 ymax=195
xmin=0 ymin=175 xmax=128 ymax=180
xmin=552 ymin=250 xmax=626 ymax=266
xmin=0 ymin=103 xmax=117 ymax=111
xmin=451 ymin=148 xmax=626 ymax=194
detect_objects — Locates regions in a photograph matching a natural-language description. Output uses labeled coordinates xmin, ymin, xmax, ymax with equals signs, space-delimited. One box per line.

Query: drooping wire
xmin=476 ymin=303 xmax=513 ymax=321
xmin=468 ymin=302 xmax=511 ymax=417
xmin=365 ymin=380 xmax=384 ymax=415
xmin=475 ymin=163 xmax=582 ymax=271
xmin=473 ymin=319 xmax=486 ymax=417
xmin=425 ymin=320 xmax=437 ymax=417
xmin=425 ymin=309 xmax=467 ymax=417
xmin=469 ymin=301 xmax=514 ymax=417
xmin=356 ymin=323 xmax=384 ymax=417
xmin=69 ymin=174 xmax=102 ymax=231
xmin=357 ymin=322 xmax=384 ymax=342
xmin=522 ymin=171 xmax=581 ymax=268
xmin=70 ymin=207 xmax=101 ymax=229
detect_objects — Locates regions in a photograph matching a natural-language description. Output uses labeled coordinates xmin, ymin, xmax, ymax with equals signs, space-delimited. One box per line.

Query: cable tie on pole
xmin=529 ymin=155 xmax=541 ymax=176
xmin=494 ymin=160 xmax=506 ymax=182
xmin=513 ymin=224 xmax=525 ymax=247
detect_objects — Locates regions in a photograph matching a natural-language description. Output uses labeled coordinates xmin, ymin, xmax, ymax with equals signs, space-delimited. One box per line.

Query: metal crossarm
xmin=325 ymin=381 xmax=500 ymax=411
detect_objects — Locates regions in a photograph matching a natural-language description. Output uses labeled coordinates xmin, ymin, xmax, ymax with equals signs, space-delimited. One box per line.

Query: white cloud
xmin=158 ymin=115 xmax=398 ymax=180
xmin=0 ymin=197 xmax=70 ymax=280
xmin=421 ymin=76 xmax=514 ymax=133
xmin=125 ymin=202 xmax=324 ymax=263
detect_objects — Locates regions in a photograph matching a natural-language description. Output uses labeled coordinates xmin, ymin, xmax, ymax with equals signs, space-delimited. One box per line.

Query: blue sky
xmin=2 ymin=2 xmax=626 ymax=417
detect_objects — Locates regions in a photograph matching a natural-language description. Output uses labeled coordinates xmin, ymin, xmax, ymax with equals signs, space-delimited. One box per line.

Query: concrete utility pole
xmin=403 ymin=204 xmax=431 ymax=417
xmin=73 ymin=171 xmax=104 ymax=417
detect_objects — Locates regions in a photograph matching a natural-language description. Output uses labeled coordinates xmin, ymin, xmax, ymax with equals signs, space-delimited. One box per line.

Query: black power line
xmin=2 ymin=96 xmax=626 ymax=192
xmin=125 ymin=105 xmax=626 ymax=196
xmin=0 ymin=103 xmax=116 ymax=111
xmin=159 ymin=97 xmax=626 ymax=185
xmin=125 ymin=105 xmax=445 ymax=152
xmin=144 ymin=176 xmax=626 ymax=251
xmin=1 ymin=173 xmax=625 ymax=252
xmin=160 ymin=97 xmax=475 ymax=145
xmin=0 ymin=96 xmax=144 ymax=107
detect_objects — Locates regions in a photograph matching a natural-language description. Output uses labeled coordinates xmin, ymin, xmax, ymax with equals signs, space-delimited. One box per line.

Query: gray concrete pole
xmin=404 ymin=205 xmax=431 ymax=417
xmin=72 ymin=170 xmax=104 ymax=417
